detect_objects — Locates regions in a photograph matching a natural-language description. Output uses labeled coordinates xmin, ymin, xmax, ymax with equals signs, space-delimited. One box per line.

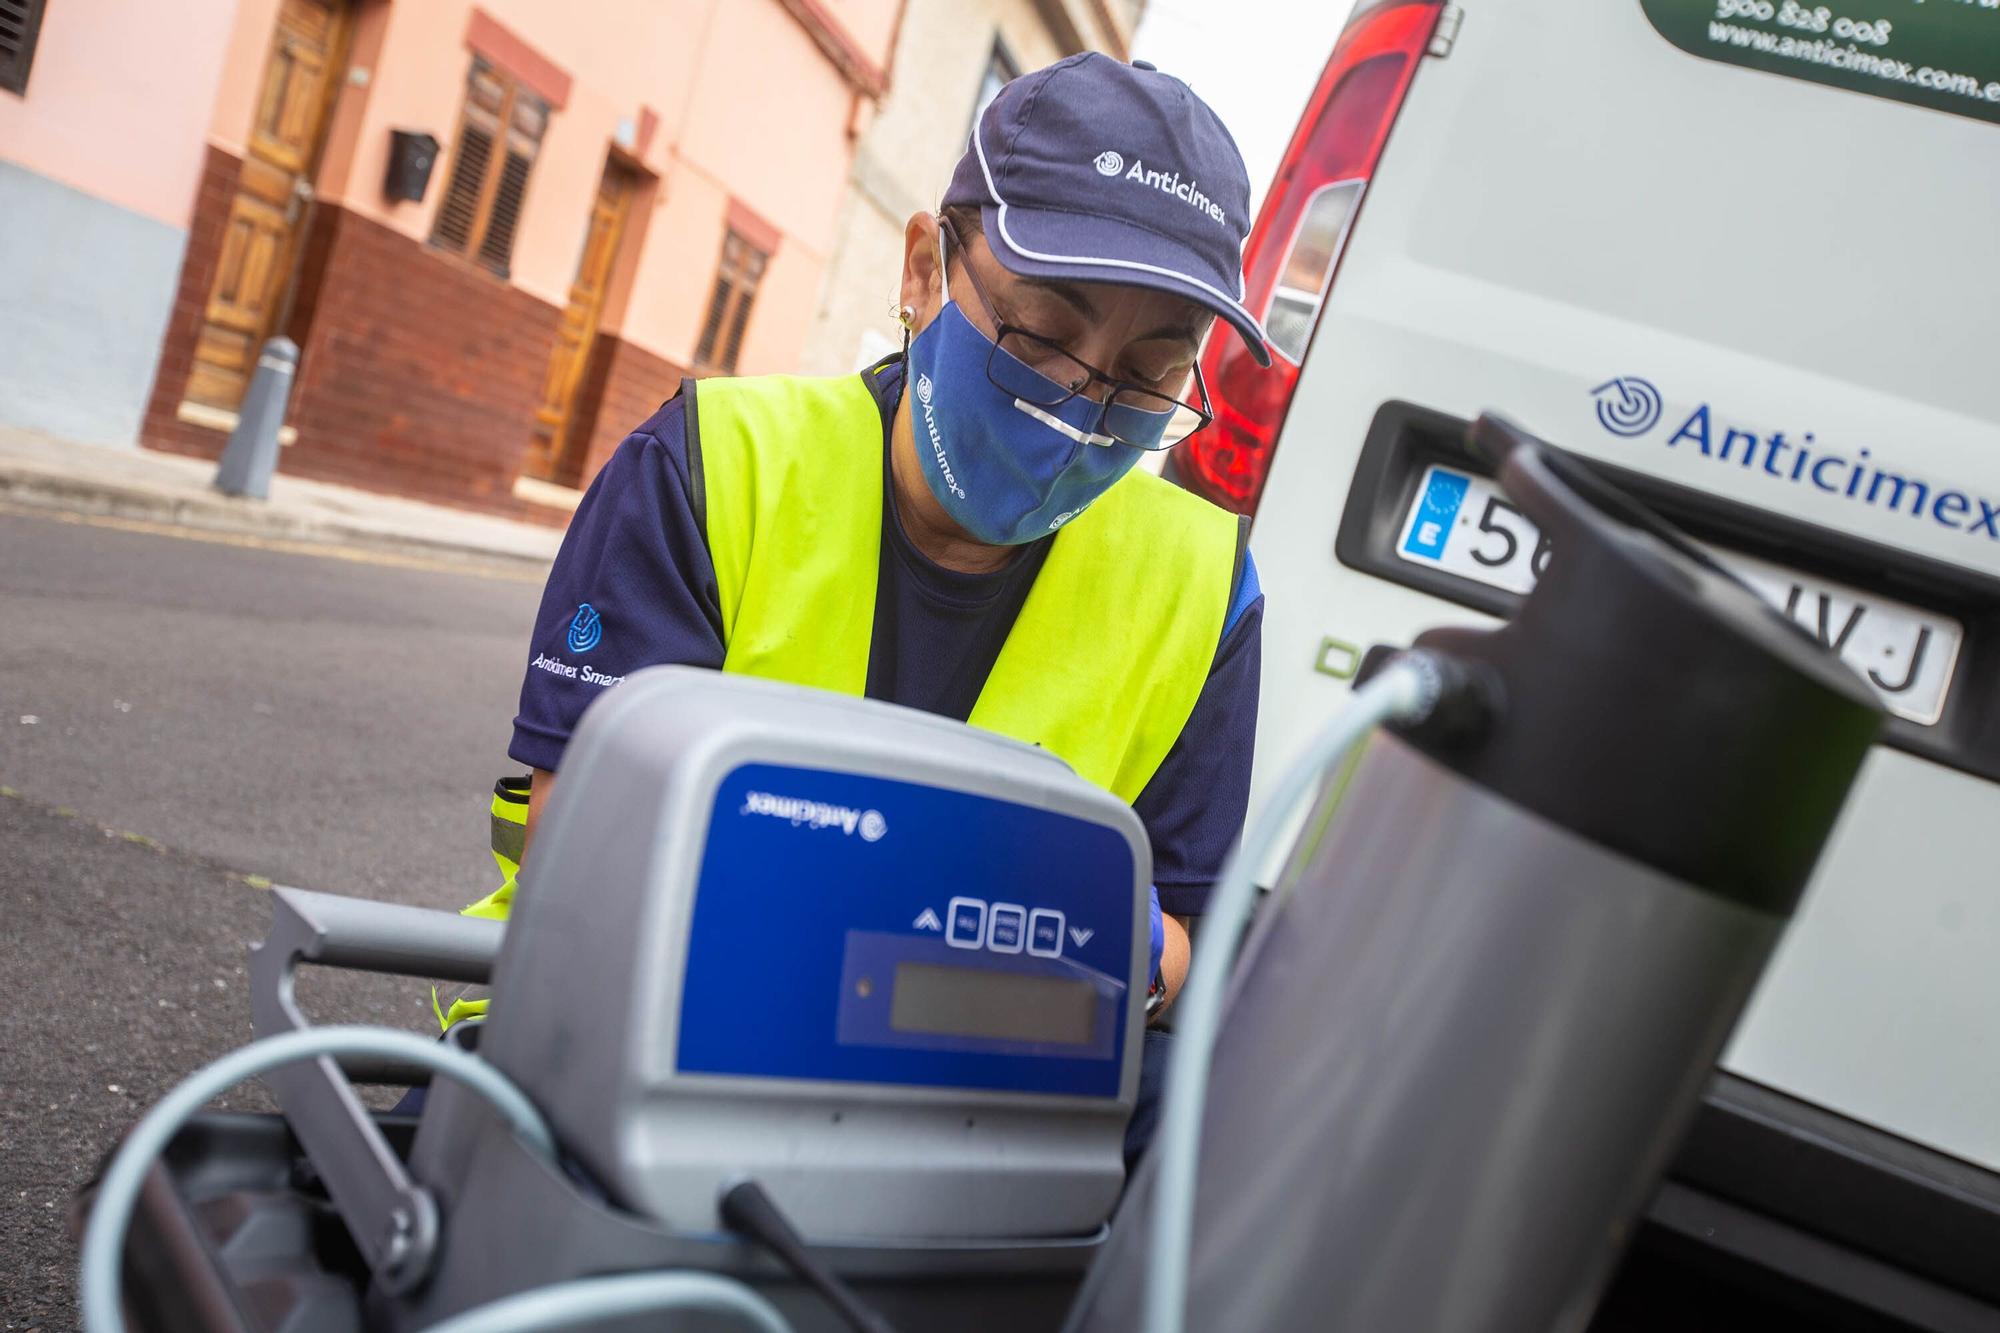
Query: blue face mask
xmin=904 ymin=300 xmax=1172 ymax=546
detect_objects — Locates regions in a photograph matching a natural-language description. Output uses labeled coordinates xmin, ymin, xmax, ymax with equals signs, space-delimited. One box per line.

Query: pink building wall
xmin=0 ymin=0 xmax=240 ymax=229
xmin=193 ymin=0 xmax=897 ymax=378
xmin=5 ymin=0 xmax=902 ymax=382
xmin=621 ymin=0 xmax=878 ymax=372
xmin=9 ymin=0 xmax=900 ymax=495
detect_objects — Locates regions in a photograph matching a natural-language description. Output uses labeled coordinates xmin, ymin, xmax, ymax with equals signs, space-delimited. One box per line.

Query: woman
xmin=480 ymin=51 xmax=1273 ymax=1159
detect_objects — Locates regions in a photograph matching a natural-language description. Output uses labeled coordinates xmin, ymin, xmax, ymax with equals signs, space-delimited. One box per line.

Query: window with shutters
xmin=692 ymin=230 xmax=769 ymax=376
xmin=430 ymin=56 xmax=549 ymax=278
xmin=0 ymin=0 xmax=48 ymax=96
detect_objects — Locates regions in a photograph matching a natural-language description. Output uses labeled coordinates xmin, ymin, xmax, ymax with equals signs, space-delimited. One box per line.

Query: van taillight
xmin=1175 ymin=0 xmax=1444 ymax=515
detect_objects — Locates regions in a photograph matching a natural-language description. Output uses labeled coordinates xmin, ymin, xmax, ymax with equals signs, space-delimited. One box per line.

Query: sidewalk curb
xmin=0 ymin=467 xmax=556 ymax=575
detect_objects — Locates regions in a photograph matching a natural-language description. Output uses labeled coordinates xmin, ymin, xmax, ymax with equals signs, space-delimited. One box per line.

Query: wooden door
xmin=185 ymin=0 xmax=351 ymax=412
xmin=524 ymin=161 xmax=638 ymax=484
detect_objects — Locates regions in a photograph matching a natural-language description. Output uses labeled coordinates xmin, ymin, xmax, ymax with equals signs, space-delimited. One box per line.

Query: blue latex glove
xmin=1148 ymin=884 xmax=1165 ymax=989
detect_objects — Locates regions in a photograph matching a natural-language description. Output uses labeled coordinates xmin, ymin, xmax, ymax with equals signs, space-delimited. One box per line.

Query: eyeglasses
xmin=938 ymin=217 xmax=1213 ymax=451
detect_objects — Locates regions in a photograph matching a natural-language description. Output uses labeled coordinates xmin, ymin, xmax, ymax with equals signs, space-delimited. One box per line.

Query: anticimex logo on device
xmin=739 ymin=791 xmax=886 ymax=842
xmin=1589 ymin=376 xmax=2000 ymax=545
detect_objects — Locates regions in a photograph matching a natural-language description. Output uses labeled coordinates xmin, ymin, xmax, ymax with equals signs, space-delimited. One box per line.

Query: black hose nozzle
xmin=718 ymin=1178 xmax=898 ymax=1333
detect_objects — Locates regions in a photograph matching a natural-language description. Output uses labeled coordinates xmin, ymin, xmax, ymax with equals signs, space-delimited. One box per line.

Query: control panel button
xmin=1029 ymin=909 xmax=1065 ymax=957
xmin=987 ymin=903 xmax=1026 ymax=953
xmin=946 ymin=897 xmax=986 ymax=949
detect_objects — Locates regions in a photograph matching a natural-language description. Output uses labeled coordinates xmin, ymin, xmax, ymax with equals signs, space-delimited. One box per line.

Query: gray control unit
xmin=394 ymin=668 xmax=1151 ymax=1326
xmin=207 ymin=670 xmax=1156 ymax=1331
xmin=425 ymin=668 xmax=1149 ymax=1241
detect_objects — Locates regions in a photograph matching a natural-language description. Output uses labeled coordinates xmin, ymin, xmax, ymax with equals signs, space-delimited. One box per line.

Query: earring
xmin=890 ymin=300 xmax=916 ymax=358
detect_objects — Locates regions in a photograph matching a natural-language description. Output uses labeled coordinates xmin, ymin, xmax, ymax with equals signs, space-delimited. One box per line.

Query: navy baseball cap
xmin=944 ymin=52 xmax=1273 ymax=367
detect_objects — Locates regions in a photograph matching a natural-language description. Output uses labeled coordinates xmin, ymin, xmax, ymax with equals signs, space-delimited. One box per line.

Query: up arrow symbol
xmin=1068 ymin=926 xmax=1095 ymax=948
xmin=913 ymin=908 xmax=943 ymax=932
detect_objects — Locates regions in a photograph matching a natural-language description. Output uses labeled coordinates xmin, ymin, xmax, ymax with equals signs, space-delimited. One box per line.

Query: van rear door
xmin=1233 ymin=0 xmax=2000 ymax=1175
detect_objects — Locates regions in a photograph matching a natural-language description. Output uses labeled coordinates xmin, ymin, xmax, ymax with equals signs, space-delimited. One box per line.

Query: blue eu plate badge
xmin=1401 ymin=469 xmax=1468 ymax=560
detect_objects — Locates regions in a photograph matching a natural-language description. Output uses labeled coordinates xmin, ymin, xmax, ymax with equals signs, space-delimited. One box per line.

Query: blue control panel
xmin=676 ymin=762 xmax=1137 ymax=1099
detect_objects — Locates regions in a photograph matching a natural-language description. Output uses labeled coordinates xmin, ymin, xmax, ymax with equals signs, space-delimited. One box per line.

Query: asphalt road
xmin=0 ymin=507 xmax=545 ymax=1329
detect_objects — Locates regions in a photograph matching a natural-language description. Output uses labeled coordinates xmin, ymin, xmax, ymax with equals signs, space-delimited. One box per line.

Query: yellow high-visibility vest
xmin=697 ymin=368 xmax=1239 ymax=803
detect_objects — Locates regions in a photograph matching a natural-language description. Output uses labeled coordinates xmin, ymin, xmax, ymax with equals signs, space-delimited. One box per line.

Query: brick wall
xmin=140 ymin=161 xmax=646 ymax=522
xmin=570 ymin=335 xmax=691 ymax=486
xmin=282 ymin=208 xmax=564 ymax=512
xmin=140 ymin=145 xmax=243 ymax=461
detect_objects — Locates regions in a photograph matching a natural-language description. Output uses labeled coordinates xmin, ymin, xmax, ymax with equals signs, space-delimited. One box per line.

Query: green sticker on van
xmin=1640 ymin=0 xmax=2000 ymax=127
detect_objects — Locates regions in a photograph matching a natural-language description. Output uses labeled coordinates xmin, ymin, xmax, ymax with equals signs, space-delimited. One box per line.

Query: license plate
xmin=1395 ymin=465 xmax=1965 ymax=726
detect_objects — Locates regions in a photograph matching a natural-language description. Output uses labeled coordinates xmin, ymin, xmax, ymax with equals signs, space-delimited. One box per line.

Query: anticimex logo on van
xmin=1590 ymin=377 xmax=1663 ymax=436
xmin=1588 ymin=376 xmax=2000 ymax=544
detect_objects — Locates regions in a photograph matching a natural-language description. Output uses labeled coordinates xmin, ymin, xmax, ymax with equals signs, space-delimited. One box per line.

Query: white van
xmin=1168 ymin=1 xmax=2000 ymax=1325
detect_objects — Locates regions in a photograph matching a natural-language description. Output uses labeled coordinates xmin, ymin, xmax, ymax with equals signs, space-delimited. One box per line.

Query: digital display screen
xmin=889 ymin=962 xmax=1097 ymax=1047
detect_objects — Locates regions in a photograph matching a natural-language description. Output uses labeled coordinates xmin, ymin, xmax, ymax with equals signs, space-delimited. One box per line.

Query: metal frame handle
xmin=248 ymin=886 xmax=504 ymax=1293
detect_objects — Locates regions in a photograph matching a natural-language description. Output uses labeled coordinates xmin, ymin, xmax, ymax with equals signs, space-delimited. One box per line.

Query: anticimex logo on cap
xmin=1097 ymin=152 xmax=1227 ymax=226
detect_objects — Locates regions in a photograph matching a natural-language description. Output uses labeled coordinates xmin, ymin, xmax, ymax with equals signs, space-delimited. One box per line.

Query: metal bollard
xmin=214 ymin=337 xmax=298 ymax=500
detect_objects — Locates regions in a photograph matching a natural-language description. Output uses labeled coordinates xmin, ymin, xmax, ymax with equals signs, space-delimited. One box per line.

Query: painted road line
xmin=0 ymin=501 xmax=547 ymax=583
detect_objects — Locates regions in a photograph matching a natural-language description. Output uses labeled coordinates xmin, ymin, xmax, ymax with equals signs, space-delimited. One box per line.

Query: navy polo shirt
xmin=510 ymin=361 xmax=1263 ymax=916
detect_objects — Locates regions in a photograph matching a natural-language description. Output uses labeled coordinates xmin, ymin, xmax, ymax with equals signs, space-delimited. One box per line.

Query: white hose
xmin=1142 ymin=657 xmax=1437 ymax=1333
xmin=422 ymin=1271 xmax=795 ymax=1333
xmin=79 ymin=1025 xmax=556 ymax=1333
xmin=80 ymin=1025 xmax=793 ymax=1332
